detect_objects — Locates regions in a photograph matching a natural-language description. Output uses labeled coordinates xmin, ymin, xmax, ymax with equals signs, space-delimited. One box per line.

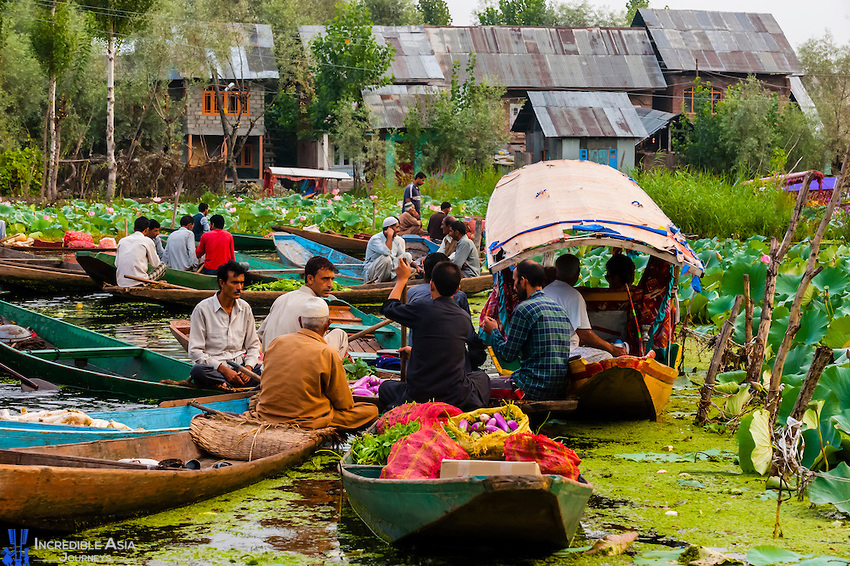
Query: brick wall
xmin=186 ymin=83 xmax=265 ymax=137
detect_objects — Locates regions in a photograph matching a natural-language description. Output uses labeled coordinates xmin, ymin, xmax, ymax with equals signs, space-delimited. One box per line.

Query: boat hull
xmin=272 ymin=226 xmax=368 ymax=257
xmin=273 ymin=233 xmax=365 ymax=280
xmin=340 ymin=463 xmax=592 ymax=547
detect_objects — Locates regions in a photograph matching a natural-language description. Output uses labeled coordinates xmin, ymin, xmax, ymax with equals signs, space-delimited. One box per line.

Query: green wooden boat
xmin=339 ymin=442 xmax=593 ymax=547
xmin=0 ymin=300 xmax=219 ymax=401
xmin=162 ymin=228 xmax=275 ymax=251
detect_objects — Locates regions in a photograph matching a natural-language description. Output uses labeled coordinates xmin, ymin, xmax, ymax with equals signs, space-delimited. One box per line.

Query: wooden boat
xmin=0 ymin=300 xmax=220 ymax=401
xmin=2 ymin=239 xmax=116 ymax=252
xmin=274 ymin=233 xmax=365 ymax=280
xmin=272 ymin=225 xmax=369 ymax=257
xmin=339 ymin=436 xmax=593 ymax=546
xmin=161 ymin=228 xmax=275 ymax=251
xmin=484 ymin=160 xmax=705 ymax=420
xmin=169 ymin=299 xmax=401 ymax=356
xmin=0 ymin=397 xmax=250 ymax=449
xmin=401 ymin=234 xmax=439 ymax=257
xmin=0 ymin=248 xmax=98 ymax=292
xmin=101 ymin=274 xmax=494 ymax=308
xmin=0 ymin=425 xmax=331 ymax=530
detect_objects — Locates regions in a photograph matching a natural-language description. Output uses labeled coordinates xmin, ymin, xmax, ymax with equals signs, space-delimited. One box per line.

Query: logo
xmin=1 ymin=529 xmax=30 ymax=566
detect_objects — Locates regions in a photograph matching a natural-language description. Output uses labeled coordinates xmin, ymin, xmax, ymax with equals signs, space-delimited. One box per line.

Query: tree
xmin=76 ymin=0 xmax=155 ymax=202
xmin=623 ymin=0 xmax=648 ymax=26
xmin=402 ymin=56 xmax=508 ymax=172
xmin=799 ymin=32 xmax=850 ymax=170
xmin=309 ymin=2 xmax=394 ymax=133
xmin=361 ymin=0 xmax=421 ymax=25
xmin=418 ymin=0 xmax=451 ymax=25
xmin=477 ymin=0 xmax=554 ymax=26
xmin=29 ymin=1 xmax=78 ymax=201
xmin=551 ymin=0 xmax=622 ymax=26
xmin=331 ymin=99 xmax=372 ymax=189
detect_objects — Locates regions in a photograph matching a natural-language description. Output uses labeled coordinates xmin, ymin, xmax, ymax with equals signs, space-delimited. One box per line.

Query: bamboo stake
xmin=743 ymin=274 xmax=753 ymax=346
xmin=767 ymin=148 xmax=850 ymax=423
xmin=697 ymin=294 xmax=744 ymax=424
xmin=747 ymin=171 xmax=815 ymax=385
xmin=789 ymin=345 xmax=833 ymax=423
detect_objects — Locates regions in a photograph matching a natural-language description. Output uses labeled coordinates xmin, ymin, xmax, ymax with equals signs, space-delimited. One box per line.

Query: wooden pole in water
xmin=743 ymin=274 xmax=753 ymax=346
xmin=697 ymin=294 xmax=743 ymax=424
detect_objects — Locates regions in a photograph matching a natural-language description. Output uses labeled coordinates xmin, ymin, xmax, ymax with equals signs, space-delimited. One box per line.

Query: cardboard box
xmin=439 ymin=459 xmax=541 ymax=478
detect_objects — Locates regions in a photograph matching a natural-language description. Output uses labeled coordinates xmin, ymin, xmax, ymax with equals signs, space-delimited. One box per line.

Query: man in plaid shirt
xmin=482 ymin=260 xmax=573 ymax=400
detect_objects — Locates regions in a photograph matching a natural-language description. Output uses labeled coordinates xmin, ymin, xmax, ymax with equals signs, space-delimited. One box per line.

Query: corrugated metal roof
xmin=426 ymin=27 xmax=666 ymax=90
xmin=634 ymin=107 xmax=678 ymax=141
xmin=788 ymin=76 xmax=822 ymax=129
xmin=299 ymin=25 xmax=444 ymax=84
xmin=522 ymin=91 xmax=648 ymax=138
xmin=635 ymin=9 xmax=801 ymax=75
xmin=361 ymin=85 xmax=443 ymax=129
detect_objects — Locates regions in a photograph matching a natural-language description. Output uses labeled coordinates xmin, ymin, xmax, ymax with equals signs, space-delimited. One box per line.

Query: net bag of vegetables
xmin=444 ymin=404 xmax=530 ymax=459
xmin=503 ymin=432 xmax=581 ymax=480
xmin=380 ymin=424 xmax=469 ymax=479
xmin=376 ymin=402 xmax=462 ymax=434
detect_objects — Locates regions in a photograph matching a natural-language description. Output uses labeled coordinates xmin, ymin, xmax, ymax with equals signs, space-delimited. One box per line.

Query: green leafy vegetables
xmin=246 ymin=278 xmax=348 ymax=292
xmin=350 ymin=421 xmax=420 ymax=465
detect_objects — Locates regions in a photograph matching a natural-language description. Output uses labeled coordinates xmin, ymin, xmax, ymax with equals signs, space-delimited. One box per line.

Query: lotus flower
xmin=333 ymin=195 xmax=342 ymax=201
xmin=225 ymin=201 xmax=232 ymax=207
xmin=152 ymin=196 xmax=162 ymax=202
xmin=42 ymin=215 xmax=50 ymax=221
xmin=106 ymin=207 xmax=114 ymax=214
xmin=332 ymin=188 xmax=340 ymax=195
xmin=760 ymin=254 xmax=770 ymax=264
xmin=299 ymin=215 xmax=307 ymax=221
xmin=236 ymin=197 xmax=243 ymax=202
xmin=228 ymin=207 xmax=237 ymax=213
xmin=86 ymin=211 xmax=95 ymax=217
xmin=290 ymin=218 xmax=296 ymax=225
xmin=369 ymin=195 xmax=378 ymax=201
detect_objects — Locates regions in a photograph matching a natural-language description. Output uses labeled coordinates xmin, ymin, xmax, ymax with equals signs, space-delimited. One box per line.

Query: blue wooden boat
xmin=401 ymin=234 xmax=439 ymax=254
xmin=0 ymin=397 xmax=250 ymax=449
xmin=273 ymin=233 xmax=365 ymax=280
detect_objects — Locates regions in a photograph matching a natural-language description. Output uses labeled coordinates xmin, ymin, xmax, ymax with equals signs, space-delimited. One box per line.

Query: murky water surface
xmin=1 ymin=290 xmax=847 ymax=565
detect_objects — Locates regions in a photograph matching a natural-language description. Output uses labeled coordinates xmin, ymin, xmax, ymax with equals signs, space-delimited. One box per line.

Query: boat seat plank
xmin=0 ymin=448 xmax=150 ymax=470
xmin=331 ymin=324 xmax=394 ymax=336
xmin=26 ymin=346 xmax=145 ymax=360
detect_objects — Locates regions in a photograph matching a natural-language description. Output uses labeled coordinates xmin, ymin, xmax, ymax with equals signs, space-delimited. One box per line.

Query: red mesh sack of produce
xmin=503 ymin=432 xmax=581 ymax=480
xmin=375 ymin=402 xmax=461 ymax=434
xmin=64 ymin=231 xmax=94 ymax=246
xmin=380 ymin=424 xmax=469 ymax=479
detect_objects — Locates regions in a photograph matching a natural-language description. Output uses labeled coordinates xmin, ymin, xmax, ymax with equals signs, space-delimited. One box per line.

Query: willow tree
xmin=30 ymin=0 xmax=78 ymax=202
xmin=76 ymin=0 xmax=155 ymax=201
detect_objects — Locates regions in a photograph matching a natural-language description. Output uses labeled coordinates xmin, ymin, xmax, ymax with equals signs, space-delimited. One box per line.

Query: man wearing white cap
xmin=254 ymin=296 xmax=379 ymax=430
xmin=363 ymin=216 xmax=414 ymax=283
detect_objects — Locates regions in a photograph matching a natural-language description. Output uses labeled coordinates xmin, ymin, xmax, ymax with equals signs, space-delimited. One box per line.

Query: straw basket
xmin=190 ymin=413 xmax=336 ymax=461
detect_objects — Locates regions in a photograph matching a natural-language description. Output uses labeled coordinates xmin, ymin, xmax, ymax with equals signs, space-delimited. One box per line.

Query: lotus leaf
xmin=745 ymin=546 xmax=805 ymax=566
xmin=808 ymin=461 xmax=850 ymax=514
xmin=633 ymin=549 xmax=685 ymax=566
xmin=737 ymin=409 xmax=772 ymax=475
xmin=723 ymin=386 xmax=752 ymax=417
xmin=824 ymin=316 xmax=850 ymax=349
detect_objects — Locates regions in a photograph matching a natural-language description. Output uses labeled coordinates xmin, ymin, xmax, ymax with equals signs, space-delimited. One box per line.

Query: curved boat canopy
xmin=485 ymin=160 xmax=705 ymax=276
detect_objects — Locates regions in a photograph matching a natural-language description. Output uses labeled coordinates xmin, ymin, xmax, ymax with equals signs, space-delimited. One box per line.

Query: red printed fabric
xmin=380 ymin=425 xmax=469 ymax=479
xmin=503 ymin=433 xmax=581 ymax=480
xmin=375 ymin=402 xmax=461 ymax=434
xmin=64 ymin=231 xmax=95 ymax=247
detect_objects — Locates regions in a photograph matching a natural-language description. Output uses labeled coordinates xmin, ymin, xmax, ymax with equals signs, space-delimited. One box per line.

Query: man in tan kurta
xmin=398 ymin=202 xmax=427 ymax=236
xmin=255 ymin=298 xmax=378 ymax=430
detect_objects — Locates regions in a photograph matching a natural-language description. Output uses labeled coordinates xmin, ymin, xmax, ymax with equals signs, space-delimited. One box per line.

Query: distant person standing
xmin=196 ymin=214 xmax=235 ymax=275
xmin=402 ymin=172 xmax=426 ymax=216
xmin=427 ymin=202 xmax=451 ymax=242
xmin=165 ymin=215 xmax=197 ymax=271
xmin=192 ymin=203 xmax=210 ymax=241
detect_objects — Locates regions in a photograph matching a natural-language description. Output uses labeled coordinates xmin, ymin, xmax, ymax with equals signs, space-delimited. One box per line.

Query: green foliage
xmin=350 ymin=421 xmax=420 ymax=464
xmin=247 ymin=278 xmax=348 ymax=292
xmin=798 ymin=31 xmax=850 ymax=169
xmin=360 ymin=0 xmax=421 ymax=25
xmin=330 ymin=99 xmax=372 ymax=189
xmin=808 ymin=461 xmax=850 ymax=514
xmin=0 ymin=145 xmax=42 ymax=196
xmin=343 ymin=357 xmax=372 ymax=380
xmin=309 ymin=2 xmax=394 ymax=132
xmin=674 ymin=77 xmax=826 ymax=179
xmin=623 ymin=0 xmax=648 ymax=25
xmin=78 ymin=0 xmax=155 ymax=39
xmin=477 ymin=0 xmax=552 ymax=25
xmin=417 ymin=0 xmax=451 ymax=25
xmin=29 ymin=2 xmax=78 ymax=76
xmin=401 ymin=56 xmax=507 ymax=172
xmin=477 ymin=0 xmax=627 ymax=26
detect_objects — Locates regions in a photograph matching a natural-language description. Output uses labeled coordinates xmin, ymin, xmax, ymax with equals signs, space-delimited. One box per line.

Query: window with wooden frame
xmin=236 ymin=144 xmax=253 ymax=168
xmin=202 ymin=88 xmax=250 ymax=116
xmin=683 ymin=86 xmax=723 ymax=116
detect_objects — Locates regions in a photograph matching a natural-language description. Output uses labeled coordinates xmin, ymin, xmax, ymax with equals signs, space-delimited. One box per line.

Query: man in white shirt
xmin=543 ymin=253 xmax=628 ymax=362
xmin=189 ymin=261 xmax=261 ymax=389
xmin=363 ymin=217 xmax=415 ymax=283
xmin=115 ymin=216 xmax=164 ymax=287
xmin=258 ymin=256 xmax=349 ymax=358
xmin=165 ymin=215 xmax=197 ymax=271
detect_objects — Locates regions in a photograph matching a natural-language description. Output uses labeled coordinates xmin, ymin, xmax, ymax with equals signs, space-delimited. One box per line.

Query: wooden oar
xmin=0 ymin=361 xmax=60 ymax=392
xmin=188 ymin=400 xmax=241 ymax=417
xmin=347 ymin=318 xmax=394 ymax=342
xmin=226 ymin=361 xmax=262 ymax=383
xmin=125 ymin=275 xmax=195 ymax=290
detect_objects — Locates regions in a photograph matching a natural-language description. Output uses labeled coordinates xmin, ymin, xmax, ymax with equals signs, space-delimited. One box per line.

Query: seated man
xmin=407 ymin=252 xmax=470 ymax=314
xmin=165 ymin=215 xmax=197 ymax=271
xmin=427 ymin=201 xmax=451 ymax=242
xmin=258 ymin=256 xmax=349 ymax=357
xmin=481 ymin=260 xmax=572 ymax=400
xmin=364 ymin=217 xmax=414 ymax=283
xmin=188 ymin=261 xmax=261 ymax=389
xmin=196 ymin=214 xmax=235 ymax=275
xmin=398 ymin=202 xmax=427 ymax=236
xmin=378 ymin=258 xmax=490 ymax=411
xmin=544 ymin=254 xmax=628 ymax=362
xmin=148 ymin=219 xmax=166 ymax=261
xmin=255 ymin=297 xmax=379 ymax=430
xmin=115 ymin=216 xmax=165 ymax=287
xmin=192 ymin=202 xmax=210 ymax=241
xmin=447 ymin=220 xmax=480 ymax=277
xmin=436 ymin=215 xmax=458 ymax=257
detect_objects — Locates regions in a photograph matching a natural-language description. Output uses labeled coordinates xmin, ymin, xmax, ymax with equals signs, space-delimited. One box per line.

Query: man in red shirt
xmin=196 ymin=214 xmax=235 ymax=274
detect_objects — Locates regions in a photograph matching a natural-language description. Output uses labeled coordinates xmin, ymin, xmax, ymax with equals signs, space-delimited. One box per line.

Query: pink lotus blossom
xmin=106 ymin=207 xmax=114 ymax=214
xmin=760 ymin=254 xmax=770 ymax=264
xmin=429 ymin=205 xmax=440 ymax=212
xmin=299 ymin=215 xmax=307 ymax=221
xmin=152 ymin=196 xmax=162 ymax=203
xmin=42 ymin=215 xmax=50 ymax=221
xmin=86 ymin=211 xmax=95 ymax=217
xmin=228 ymin=207 xmax=237 ymax=213
xmin=281 ymin=208 xmax=287 ymax=215
xmin=396 ymin=200 xmax=403 ymax=206
xmin=333 ymin=195 xmax=342 ymax=201
xmin=369 ymin=195 xmax=378 ymax=201
xmin=236 ymin=197 xmax=243 ymax=202
xmin=332 ymin=188 xmax=340 ymax=195
xmin=290 ymin=218 xmax=296 ymax=225
xmin=225 ymin=201 xmax=232 ymax=207
xmin=266 ymin=206 xmax=272 ymax=210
